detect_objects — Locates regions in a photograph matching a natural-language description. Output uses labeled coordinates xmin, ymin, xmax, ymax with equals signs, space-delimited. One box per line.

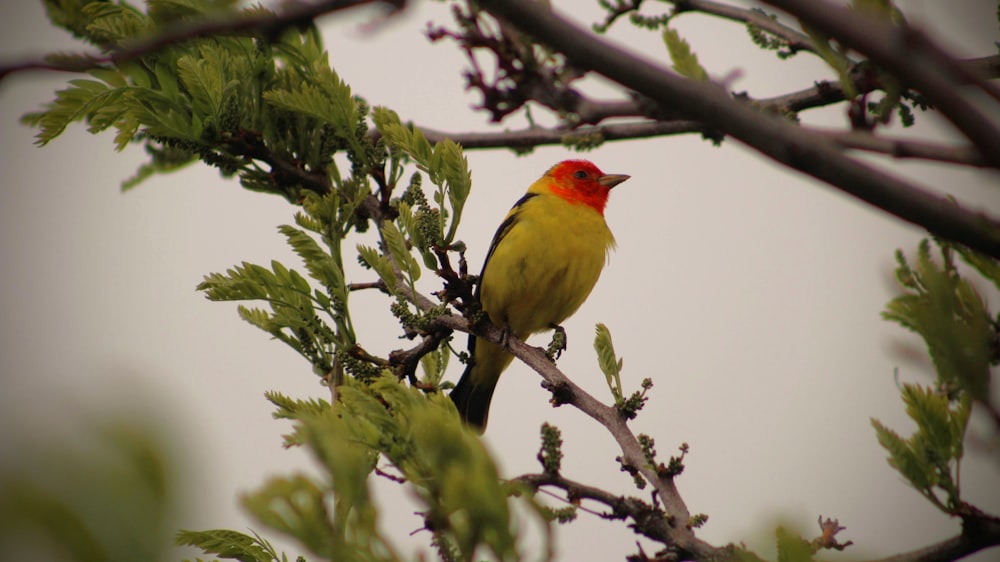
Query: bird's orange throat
xmin=548 ymin=183 xmax=610 ymax=215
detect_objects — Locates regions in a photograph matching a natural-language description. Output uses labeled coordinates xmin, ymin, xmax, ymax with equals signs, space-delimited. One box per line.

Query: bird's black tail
xmin=449 ymin=361 xmax=496 ymax=432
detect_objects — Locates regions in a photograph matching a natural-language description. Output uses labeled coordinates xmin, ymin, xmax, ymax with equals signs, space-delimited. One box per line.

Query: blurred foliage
xmin=177 ymin=529 xmax=300 ymax=562
xmin=0 ymin=417 xmax=178 ymax=562
xmin=874 ymin=238 xmax=998 ymax=514
xmin=26 ymin=0 xmax=373 ymax=201
xmin=23 ymin=1 xmax=509 ymax=560
xmin=20 ymin=1 xmax=1000 ymax=561
xmin=247 ymin=375 xmax=541 ymax=562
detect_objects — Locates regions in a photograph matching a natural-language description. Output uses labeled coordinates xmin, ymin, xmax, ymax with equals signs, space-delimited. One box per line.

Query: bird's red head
xmin=545 ymin=160 xmax=629 ymax=215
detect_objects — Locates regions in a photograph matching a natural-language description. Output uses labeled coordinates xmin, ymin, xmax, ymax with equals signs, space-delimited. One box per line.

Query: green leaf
xmin=662 ymin=28 xmax=709 ymax=81
xmin=901 ymin=384 xmax=953 ymax=460
xmin=775 ymin=526 xmax=815 ymax=562
xmin=177 ymin=54 xmax=221 ymax=105
xmin=594 ymin=323 xmax=624 ymax=403
xmin=871 ymin=381 xmax=971 ymax=512
xmin=872 ymin=418 xmax=933 ymax=490
xmin=419 ymin=345 xmax=450 ymax=386
xmin=83 ymin=2 xmax=152 ymax=46
xmin=264 ymin=390 xmax=330 ymax=421
xmin=381 ymin=221 xmax=420 ymax=282
xmin=883 ymin=240 xmax=993 ymax=399
xmin=263 ymin=63 xmax=358 ymax=141
xmin=373 ymin=107 xmax=471 ymax=244
xmin=803 ymin=26 xmax=856 ymax=98
xmin=121 ymin=141 xmax=196 ymax=190
xmin=21 ymin=79 xmax=126 ymax=145
xmin=175 ymin=529 xmax=274 ymax=562
xmin=955 ymin=244 xmax=1000 ymax=293
xmin=241 ymin=474 xmax=336 ymax=559
xmin=278 ymin=224 xmax=345 ymax=292
xmin=357 ymin=244 xmax=398 ymax=293
xmin=236 ymin=305 xmax=279 ymax=335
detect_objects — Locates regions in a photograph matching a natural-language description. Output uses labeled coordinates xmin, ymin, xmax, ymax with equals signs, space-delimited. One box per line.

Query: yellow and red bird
xmin=450 ymin=160 xmax=629 ymax=430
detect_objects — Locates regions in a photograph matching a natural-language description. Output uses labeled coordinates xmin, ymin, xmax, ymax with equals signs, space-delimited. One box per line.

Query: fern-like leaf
xmin=662 ymin=28 xmax=709 ymax=81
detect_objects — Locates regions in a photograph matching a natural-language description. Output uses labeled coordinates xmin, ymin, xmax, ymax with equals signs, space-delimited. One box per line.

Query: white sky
xmin=1 ymin=1 xmax=998 ymax=561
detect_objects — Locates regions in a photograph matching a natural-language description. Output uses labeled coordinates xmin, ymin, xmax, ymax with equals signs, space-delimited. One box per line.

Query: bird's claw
xmin=499 ymin=326 xmax=513 ymax=351
xmin=546 ymin=324 xmax=567 ymax=361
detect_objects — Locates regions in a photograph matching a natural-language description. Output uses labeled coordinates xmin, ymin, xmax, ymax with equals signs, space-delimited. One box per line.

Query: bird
xmin=450 ymin=159 xmax=629 ymax=431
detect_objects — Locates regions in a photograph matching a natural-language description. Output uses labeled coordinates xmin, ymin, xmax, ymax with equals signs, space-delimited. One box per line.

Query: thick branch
xmin=476 ymin=0 xmax=1000 ymax=260
xmin=670 ymin=0 xmax=814 ymax=55
xmin=861 ymin=515 xmax=1000 ymax=562
xmin=390 ymin=64 xmax=998 ymax=166
xmin=762 ymin=0 xmax=1000 ymax=166
xmin=415 ymin=121 xmax=986 ymax=168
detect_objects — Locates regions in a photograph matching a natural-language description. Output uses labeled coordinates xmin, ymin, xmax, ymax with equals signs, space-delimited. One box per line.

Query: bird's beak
xmin=599 ymin=174 xmax=630 ymax=189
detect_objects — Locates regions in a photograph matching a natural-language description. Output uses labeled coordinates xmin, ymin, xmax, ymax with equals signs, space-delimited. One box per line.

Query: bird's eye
xmin=573 ymin=170 xmax=588 ymax=179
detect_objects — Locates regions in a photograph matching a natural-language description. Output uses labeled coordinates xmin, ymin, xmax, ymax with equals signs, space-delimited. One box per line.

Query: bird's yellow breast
xmin=479 ymin=192 xmax=615 ymax=338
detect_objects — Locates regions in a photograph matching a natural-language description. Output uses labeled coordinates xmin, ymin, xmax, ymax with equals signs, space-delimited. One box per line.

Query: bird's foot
xmin=498 ymin=325 xmax=513 ymax=351
xmin=546 ymin=324 xmax=567 ymax=361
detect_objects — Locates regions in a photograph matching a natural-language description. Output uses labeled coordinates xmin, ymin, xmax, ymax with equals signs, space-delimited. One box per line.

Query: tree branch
xmin=381 ymin=211 xmax=1000 ymax=562
xmin=669 ymin=0 xmax=814 ymax=55
xmin=401 ymin=258 xmax=1000 ymax=562
xmin=0 ymin=0 xmax=405 ymax=82
xmin=860 ymin=514 xmax=1000 ymax=562
xmin=414 ymin=120 xmax=706 ymax=149
xmin=368 ymin=228 xmax=714 ymax=556
xmin=475 ymin=0 xmax=1000 ymax=260
xmin=761 ymin=0 xmax=1000 ymax=165
xmin=416 ymin=309 xmax=719 ymax=559
xmin=816 ymin=129 xmax=986 ymax=167
xmin=515 ymin=472 xmax=682 ymax=545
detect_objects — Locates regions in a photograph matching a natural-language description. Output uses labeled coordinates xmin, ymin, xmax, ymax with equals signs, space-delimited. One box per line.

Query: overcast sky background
xmin=1 ymin=0 xmax=999 ymax=560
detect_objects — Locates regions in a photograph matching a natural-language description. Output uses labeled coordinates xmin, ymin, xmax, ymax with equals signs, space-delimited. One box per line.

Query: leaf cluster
xmin=177 ymin=529 xmax=300 ymax=562
xmin=874 ymin=239 xmax=998 ymax=514
xmin=594 ymin=323 xmax=649 ymax=419
xmin=374 ymin=107 xmax=471 ymax=248
xmin=196 ymin=246 xmax=346 ymax=378
xmin=236 ymin=376 xmax=541 ymax=562
xmin=883 ymin=239 xmax=997 ymax=400
xmin=24 ymin=0 xmax=374 ymax=200
xmin=746 ymin=9 xmax=796 ymax=60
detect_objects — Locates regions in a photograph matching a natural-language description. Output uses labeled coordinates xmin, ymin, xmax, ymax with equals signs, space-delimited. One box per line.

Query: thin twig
xmin=347 ymin=280 xmax=387 ymax=292
xmin=516 ymin=472 xmax=677 ymax=539
xmin=476 ymin=0 xmax=1000 ymax=260
xmin=415 ymin=308 xmax=718 ymax=559
xmin=388 ymin=60 xmax=997 ymax=163
xmin=413 ymin=120 xmax=706 ymax=149
xmin=388 ymin=330 xmax=453 ymax=385
xmin=816 ymin=129 xmax=987 ymax=167
xmin=762 ymin=0 xmax=1000 ymax=166
xmin=422 ymin=287 xmax=1000 ymax=562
